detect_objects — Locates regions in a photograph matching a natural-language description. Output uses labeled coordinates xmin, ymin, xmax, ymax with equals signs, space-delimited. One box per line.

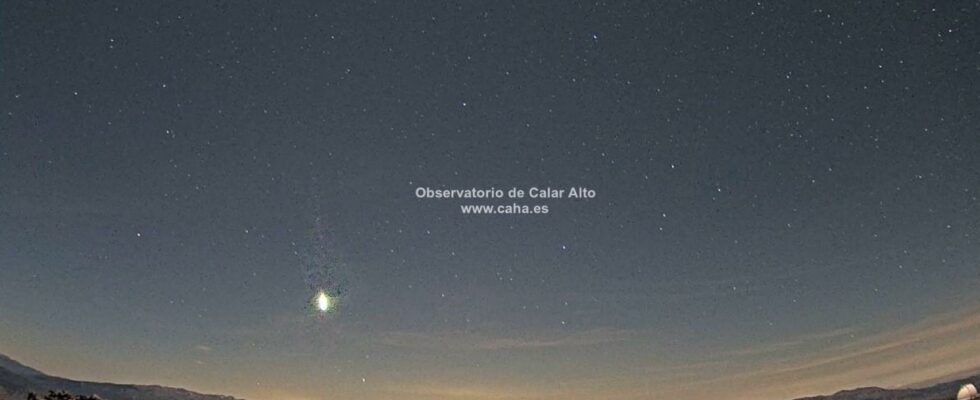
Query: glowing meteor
xmin=314 ymin=291 xmax=332 ymax=312
xmin=300 ymin=212 xmax=349 ymax=315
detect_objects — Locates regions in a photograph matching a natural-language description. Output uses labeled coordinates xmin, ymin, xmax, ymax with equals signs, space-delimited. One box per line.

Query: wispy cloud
xmin=380 ymin=327 xmax=635 ymax=351
xmin=488 ymin=305 xmax=980 ymax=400
xmin=726 ymin=326 xmax=858 ymax=357
xmin=653 ymin=305 xmax=980 ymax=400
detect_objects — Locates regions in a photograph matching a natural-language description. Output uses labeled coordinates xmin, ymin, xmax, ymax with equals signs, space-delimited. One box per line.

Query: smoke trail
xmin=299 ymin=215 xmax=349 ymax=298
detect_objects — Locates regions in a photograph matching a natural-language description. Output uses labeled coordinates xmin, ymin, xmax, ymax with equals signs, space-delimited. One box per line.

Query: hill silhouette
xmin=0 ymin=353 xmax=242 ymax=400
xmin=795 ymin=375 xmax=980 ymax=400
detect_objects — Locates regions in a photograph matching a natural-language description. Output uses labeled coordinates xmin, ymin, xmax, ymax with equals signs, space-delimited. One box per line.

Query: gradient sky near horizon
xmin=2 ymin=2 xmax=979 ymax=400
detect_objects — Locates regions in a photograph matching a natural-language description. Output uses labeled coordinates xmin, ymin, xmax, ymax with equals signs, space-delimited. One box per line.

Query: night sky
xmin=2 ymin=2 xmax=980 ymax=400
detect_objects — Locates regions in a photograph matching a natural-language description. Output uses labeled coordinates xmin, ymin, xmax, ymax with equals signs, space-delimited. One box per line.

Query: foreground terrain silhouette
xmin=2 ymin=352 xmax=979 ymax=400
xmin=26 ymin=390 xmax=99 ymax=400
xmin=0 ymin=354 xmax=241 ymax=400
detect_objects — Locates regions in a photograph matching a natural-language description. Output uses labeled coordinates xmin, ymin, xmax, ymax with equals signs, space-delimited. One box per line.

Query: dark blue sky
xmin=2 ymin=2 xmax=979 ymax=399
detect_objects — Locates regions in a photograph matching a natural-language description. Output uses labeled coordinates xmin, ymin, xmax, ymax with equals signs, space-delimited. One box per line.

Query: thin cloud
xmin=518 ymin=305 xmax=980 ymax=400
xmin=660 ymin=305 xmax=980 ymax=400
xmin=380 ymin=327 xmax=635 ymax=351
xmin=726 ymin=326 xmax=858 ymax=357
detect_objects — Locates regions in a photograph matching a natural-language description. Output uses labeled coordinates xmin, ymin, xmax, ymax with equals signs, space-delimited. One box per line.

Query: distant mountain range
xmin=795 ymin=375 xmax=980 ymax=400
xmin=0 ymin=354 xmax=242 ymax=400
xmin=2 ymin=351 xmax=978 ymax=400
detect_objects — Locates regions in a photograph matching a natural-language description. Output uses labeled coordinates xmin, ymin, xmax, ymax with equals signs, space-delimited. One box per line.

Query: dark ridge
xmin=0 ymin=353 xmax=244 ymax=400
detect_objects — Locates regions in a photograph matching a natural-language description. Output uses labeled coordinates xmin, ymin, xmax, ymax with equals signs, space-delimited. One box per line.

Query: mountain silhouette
xmin=795 ymin=375 xmax=980 ymax=400
xmin=0 ymin=353 xmax=243 ymax=400
xmin=3 ymin=351 xmax=978 ymax=400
